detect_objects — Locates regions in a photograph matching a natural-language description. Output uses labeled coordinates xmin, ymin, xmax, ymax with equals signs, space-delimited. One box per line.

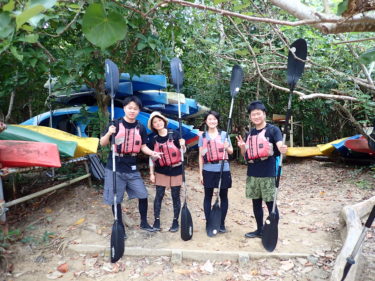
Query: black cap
xmin=247 ymin=101 xmax=266 ymax=113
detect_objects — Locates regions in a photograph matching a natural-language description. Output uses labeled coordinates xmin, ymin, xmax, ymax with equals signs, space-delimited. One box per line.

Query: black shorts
xmin=203 ymin=170 xmax=232 ymax=189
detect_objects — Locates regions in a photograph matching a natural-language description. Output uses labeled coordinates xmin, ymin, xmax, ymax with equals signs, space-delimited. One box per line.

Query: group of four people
xmin=99 ymin=96 xmax=287 ymax=239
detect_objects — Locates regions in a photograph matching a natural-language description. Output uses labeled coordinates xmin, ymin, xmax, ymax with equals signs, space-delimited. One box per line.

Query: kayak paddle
xmin=262 ymin=39 xmax=307 ymax=252
xmin=105 ymin=59 xmax=125 ymax=263
xmin=206 ymin=65 xmax=244 ymax=237
xmin=341 ymin=205 xmax=375 ymax=281
xmin=170 ymin=57 xmax=193 ymax=241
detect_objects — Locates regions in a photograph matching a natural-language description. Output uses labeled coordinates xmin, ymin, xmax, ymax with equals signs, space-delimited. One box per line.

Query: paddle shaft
xmin=341 ymin=205 xmax=375 ymax=281
xmin=216 ymin=97 xmax=235 ymax=197
xmin=109 ymin=70 xmax=118 ymax=222
xmin=176 ymin=76 xmax=188 ymax=200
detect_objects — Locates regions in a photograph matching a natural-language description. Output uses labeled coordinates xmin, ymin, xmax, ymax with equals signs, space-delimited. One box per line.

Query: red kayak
xmin=0 ymin=140 xmax=61 ymax=168
xmin=345 ymin=136 xmax=375 ymax=156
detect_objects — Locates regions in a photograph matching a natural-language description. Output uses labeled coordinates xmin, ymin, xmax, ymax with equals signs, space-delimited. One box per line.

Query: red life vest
xmin=114 ymin=120 xmax=142 ymax=154
xmin=201 ymin=131 xmax=228 ymax=163
xmin=245 ymin=128 xmax=273 ymax=162
xmin=154 ymin=130 xmax=182 ymax=167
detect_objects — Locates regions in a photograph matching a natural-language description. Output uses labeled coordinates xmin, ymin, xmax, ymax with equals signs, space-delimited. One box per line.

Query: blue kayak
xmin=21 ymin=106 xmax=200 ymax=148
xmin=119 ymin=73 xmax=167 ymax=93
xmin=332 ymin=135 xmax=361 ymax=157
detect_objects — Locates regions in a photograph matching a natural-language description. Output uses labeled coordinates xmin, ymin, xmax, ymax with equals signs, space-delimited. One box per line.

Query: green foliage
xmin=0 ymin=12 xmax=14 ymax=38
xmin=336 ymin=0 xmax=348 ymax=15
xmin=359 ymin=47 xmax=375 ymax=65
xmin=0 ymin=228 xmax=21 ymax=249
xmin=82 ymin=3 xmax=127 ymax=50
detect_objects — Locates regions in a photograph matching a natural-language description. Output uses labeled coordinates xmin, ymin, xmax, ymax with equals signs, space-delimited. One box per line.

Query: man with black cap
xmin=236 ymin=101 xmax=287 ymax=238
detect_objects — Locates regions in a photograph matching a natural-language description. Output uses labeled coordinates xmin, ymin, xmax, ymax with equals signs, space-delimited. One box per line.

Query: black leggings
xmin=252 ymin=198 xmax=279 ymax=232
xmin=203 ymin=188 xmax=228 ymax=227
xmin=154 ymin=185 xmax=181 ymax=221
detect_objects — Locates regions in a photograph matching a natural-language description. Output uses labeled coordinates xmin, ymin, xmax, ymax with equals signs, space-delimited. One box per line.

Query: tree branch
xmin=166 ymin=0 xmax=375 ymax=33
xmin=228 ymin=17 xmax=358 ymax=102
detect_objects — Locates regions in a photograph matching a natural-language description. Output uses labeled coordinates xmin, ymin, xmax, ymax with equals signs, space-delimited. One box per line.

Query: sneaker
xmin=219 ymin=225 xmax=227 ymax=233
xmin=244 ymin=230 xmax=262 ymax=238
xmin=169 ymin=219 xmax=179 ymax=232
xmin=153 ymin=219 xmax=161 ymax=231
xmin=140 ymin=222 xmax=155 ymax=232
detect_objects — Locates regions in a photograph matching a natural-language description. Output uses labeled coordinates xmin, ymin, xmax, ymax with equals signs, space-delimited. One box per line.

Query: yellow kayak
xmin=317 ymin=137 xmax=348 ymax=155
xmin=16 ymin=125 xmax=99 ymax=158
xmin=286 ymin=147 xmax=324 ymax=157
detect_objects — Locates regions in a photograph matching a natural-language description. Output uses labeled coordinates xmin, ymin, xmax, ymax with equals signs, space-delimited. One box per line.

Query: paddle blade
xmin=180 ymin=201 xmax=193 ymax=241
xmin=110 ymin=221 xmax=125 ymax=263
xmin=105 ymin=59 xmax=120 ymax=98
xmin=87 ymin=154 xmax=105 ymax=181
xmin=230 ymin=65 xmax=244 ymax=97
xmin=170 ymin=57 xmax=184 ymax=90
xmin=262 ymin=212 xmax=279 ymax=252
xmin=287 ymin=39 xmax=307 ymax=90
xmin=206 ymin=200 xmax=221 ymax=237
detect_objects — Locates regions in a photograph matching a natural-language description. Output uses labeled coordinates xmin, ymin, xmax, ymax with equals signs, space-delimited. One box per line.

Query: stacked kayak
xmin=52 ymin=73 xmax=209 ymax=119
xmin=287 ymin=134 xmax=374 ymax=159
xmin=345 ymin=135 xmax=375 ymax=156
xmin=286 ymin=147 xmax=324 ymax=157
xmin=0 ymin=125 xmax=77 ymax=157
xmin=21 ymin=106 xmax=200 ymax=148
xmin=0 ymin=140 xmax=61 ymax=168
xmin=15 ymin=125 xmax=99 ymax=158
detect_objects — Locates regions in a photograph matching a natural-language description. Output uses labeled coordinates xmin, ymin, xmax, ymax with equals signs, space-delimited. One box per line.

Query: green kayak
xmin=0 ymin=125 xmax=77 ymax=157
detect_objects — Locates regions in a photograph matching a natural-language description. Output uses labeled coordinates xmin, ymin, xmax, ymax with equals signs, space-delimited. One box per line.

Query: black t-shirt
xmin=147 ymin=130 xmax=182 ymax=176
xmin=246 ymin=124 xmax=282 ymax=177
xmin=104 ymin=118 xmax=148 ymax=173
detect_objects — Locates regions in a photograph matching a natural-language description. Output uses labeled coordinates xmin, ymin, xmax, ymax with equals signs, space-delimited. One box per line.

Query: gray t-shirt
xmin=198 ymin=130 xmax=231 ymax=172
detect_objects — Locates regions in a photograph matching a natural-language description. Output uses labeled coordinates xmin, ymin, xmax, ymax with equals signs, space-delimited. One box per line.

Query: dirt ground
xmin=1 ymin=158 xmax=374 ymax=281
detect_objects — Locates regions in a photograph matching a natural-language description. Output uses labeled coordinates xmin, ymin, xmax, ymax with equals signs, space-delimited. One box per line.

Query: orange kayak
xmin=0 ymin=140 xmax=61 ymax=168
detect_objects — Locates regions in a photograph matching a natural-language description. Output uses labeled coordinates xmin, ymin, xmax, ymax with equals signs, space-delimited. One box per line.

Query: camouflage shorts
xmin=246 ymin=176 xmax=275 ymax=202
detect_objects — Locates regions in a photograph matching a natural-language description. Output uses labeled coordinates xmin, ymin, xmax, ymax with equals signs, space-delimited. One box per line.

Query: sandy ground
xmin=1 ymin=158 xmax=374 ymax=281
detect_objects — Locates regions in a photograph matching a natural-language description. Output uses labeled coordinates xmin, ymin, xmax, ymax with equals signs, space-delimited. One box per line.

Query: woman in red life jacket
xmin=147 ymin=111 xmax=186 ymax=232
xmin=100 ymin=96 xmax=162 ymax=238
xmin=198 ymin=111 xmax=233 ymax=234
xmin=236 ymin=101 xmax=287 ymax=239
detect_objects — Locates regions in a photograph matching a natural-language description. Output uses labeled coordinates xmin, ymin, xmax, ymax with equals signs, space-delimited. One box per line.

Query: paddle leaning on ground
xmin=261 ymin=39 xmax=307 ymax=252
xmin=341 ymin=205 xmax=375 ymax=281
xmin=170 ymin=57 xmax=193 ymax=241
xmin=206 ymin=65 xmax=244 ymax=237
xmin=104 ymin=59 xmax=125 ymax=263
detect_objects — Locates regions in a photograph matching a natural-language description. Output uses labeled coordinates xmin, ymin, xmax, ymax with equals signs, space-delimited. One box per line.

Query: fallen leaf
xmin=73 ymin=271 xmax=84 ymax=277
xmin=74 ymin=218 xmax=85 ymax=225
xmin=46 ymin=271 xmax=63 ymax=279
xmin=57 ymin=263 xmax=68 ymax=273
xmin=280 ymin=260 xmax=294 ymax=271
xmin=174 ymin=268 xmax=192 ymax=275
xmin=85 ymin=258 xmax=97 ymax=267
xmin=45 ymin=208 xmax=53 ymax=213
xmin=201 ymin=260 xmax=214 ymax=273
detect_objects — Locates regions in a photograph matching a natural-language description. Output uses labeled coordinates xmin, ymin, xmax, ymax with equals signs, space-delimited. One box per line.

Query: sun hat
xmin=147 ymin=111 xmax=169 ymax=130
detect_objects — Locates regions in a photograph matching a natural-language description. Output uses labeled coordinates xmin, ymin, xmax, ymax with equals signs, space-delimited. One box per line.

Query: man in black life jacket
xmin=100 ymin=96 xmax=162 ymax=237
xmin=236 ymin=101 xmax=287 ymax=238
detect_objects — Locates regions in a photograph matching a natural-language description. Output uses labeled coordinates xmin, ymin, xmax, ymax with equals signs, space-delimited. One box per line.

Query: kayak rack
xmin=0 ymin=156 xmax=93 ymax=224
